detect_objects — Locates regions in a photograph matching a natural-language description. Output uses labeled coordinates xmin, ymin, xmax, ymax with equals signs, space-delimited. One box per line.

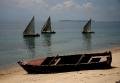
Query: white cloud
xmin=31 ymin=0 xmax=49 ymax=8
xmin=0 ymin=0 xmax=95 ymax=20
xmin=50 ymin=0 xmax=94 ymax=13
xmin=10 ymin=0 xmax=49 ymax=9
xmin=50 ymin=0 xmax=95 ymax=19
xmin=0 ymin=0 xmax=120 ymax=21
xmin=82 ymin=2 xmax=94 ymax=13
xmin=50 ymin=0 xmax=81 ymax=11
xmin=1 ymin=0 xmax=94 ymax=13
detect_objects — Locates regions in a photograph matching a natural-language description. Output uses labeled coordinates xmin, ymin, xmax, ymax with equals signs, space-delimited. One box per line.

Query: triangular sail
xmin=82 ymin=19 xmax=92 ymax=33
xmin=23 ymin=16 xmax=35 ymax=35
xmin=41 ymin=16 xmax=52 ymax=32
xmin=41 ymin=16 xmax=56 ymax=33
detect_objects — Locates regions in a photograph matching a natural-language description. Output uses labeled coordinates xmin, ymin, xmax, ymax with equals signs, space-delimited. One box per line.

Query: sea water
xmin=0 ymin=21 xmax=120 ymax=68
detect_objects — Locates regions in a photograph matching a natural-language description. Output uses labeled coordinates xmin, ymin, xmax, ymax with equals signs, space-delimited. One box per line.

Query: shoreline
xmin=0 ymin=44 xmax=120 ymax=70
xmin=0 ymin=46 xmax=115 ymax=71
xmin=0 ymin=47 xmax=120 ymax=83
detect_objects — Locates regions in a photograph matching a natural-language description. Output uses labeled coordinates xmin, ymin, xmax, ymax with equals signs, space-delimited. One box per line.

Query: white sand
xmin=0 ymin=47 xmax=120 ymax=83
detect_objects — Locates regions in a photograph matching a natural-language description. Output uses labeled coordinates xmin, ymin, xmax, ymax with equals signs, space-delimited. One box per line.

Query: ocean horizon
xmin=0 ymin=21 xmax=120 ymax=68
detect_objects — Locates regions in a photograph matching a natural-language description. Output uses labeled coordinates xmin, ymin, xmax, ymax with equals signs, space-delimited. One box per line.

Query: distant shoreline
xmin=59 ymin=20 xmax=95 ymax=22
xmin=59 ymin=20 xmax=120 ymax=22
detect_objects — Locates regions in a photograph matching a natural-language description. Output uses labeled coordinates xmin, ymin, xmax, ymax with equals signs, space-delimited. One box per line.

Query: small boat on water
xmin=82 ymin=19 xmax=94 ymax=33
xmin=41 ymin=16 xmax=56 ymax=34
xmin=18 ymin=51 xmax=112 ymax=74
xmin=23 ymin=16 xmax=40 ymax=37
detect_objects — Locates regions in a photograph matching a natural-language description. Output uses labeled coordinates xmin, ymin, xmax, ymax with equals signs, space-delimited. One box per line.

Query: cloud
xmin=1 ymin=0 xmax=119 ymax=21
xmin=50 ymin=0 xmax=94 ymax=12
xmin=14 ymin=0 xmax=49 ymax=9
xmin=50 ymin=0 xmax=81 ymax=11
xmin=13 ymin=0 xmax=95 ymax=19
xmin=50 ymin=0 xmax=94 ymax=18
xmin=0 ymin=0 xmax=94 ymax=14
xmin=82 ymin=2 xmax=94 ymax=10
xmin=82 ymin=2 xmax=94 ymax=14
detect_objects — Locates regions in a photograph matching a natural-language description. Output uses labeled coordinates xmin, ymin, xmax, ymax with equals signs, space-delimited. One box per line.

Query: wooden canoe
xmin=18 ymin=51 xmax=112 ymax=74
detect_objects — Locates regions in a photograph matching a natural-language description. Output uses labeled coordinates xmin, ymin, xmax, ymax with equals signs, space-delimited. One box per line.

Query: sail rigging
xmin=41 ymin=16 xmax=55 ymax=34
xmin=23 ymin=16 xmax=40 ymax=37
xmin=82 ymin=19 xmax=94 ymax=33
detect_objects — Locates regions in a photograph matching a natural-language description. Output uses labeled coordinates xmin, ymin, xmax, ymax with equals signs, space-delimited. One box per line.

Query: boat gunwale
xmin=17 ymin=51 xmax=112 ymax=73
xmin=18 ymin=51 xmax=112 ymax=66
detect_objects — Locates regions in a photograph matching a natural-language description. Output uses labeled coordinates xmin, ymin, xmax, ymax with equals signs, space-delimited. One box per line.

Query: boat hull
xmin=82 ymin=32 xmax=95 ymax=34
xmin=23 ymin=33 xmax=40 ymax=37
xmin=18 ymin=51 xmax=112 ymax=74
xmin=41 ymin=32 xmax=56 ymax=34
xmin=18 ymin=62 xmax=111 ymax=74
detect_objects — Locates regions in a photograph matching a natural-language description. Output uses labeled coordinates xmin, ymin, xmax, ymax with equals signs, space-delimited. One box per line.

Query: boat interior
xmin=22 ymin=52 xmax=111 ymax=66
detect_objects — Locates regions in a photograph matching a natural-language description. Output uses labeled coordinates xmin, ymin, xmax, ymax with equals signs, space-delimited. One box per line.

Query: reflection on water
xmin=42 ymin=34 xmax=52 ymax=47
xmin=82 ymin=34 xmax=92 ymax=51
xmin=0 ymin=21 xmax=120 ymax=68
xmin=23 ymin=37 xmax=36 ymax=58
xmin=41 ymin=34 xmax=53 ymax=56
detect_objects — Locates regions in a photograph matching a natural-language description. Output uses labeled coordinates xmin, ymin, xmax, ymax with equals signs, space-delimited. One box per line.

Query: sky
xmin=0 ymin=0 xmax=120 ymax=22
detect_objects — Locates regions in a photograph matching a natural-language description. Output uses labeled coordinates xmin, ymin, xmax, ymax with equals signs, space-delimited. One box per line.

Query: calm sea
xmin=0 ymin=21 xmax=120 ymax=68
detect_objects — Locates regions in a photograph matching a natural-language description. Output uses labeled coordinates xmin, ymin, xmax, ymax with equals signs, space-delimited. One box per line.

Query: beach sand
xmin=0 ymin=47 xmax=120 ymax=83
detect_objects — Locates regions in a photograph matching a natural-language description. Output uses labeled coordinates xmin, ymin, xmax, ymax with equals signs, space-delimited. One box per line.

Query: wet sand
xmin=0 ymin=47 xmax=120 ymax=83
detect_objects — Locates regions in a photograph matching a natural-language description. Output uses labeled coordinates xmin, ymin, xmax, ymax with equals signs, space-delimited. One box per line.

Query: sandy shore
xmin=0 ymin=47 xmax=120 ymax=83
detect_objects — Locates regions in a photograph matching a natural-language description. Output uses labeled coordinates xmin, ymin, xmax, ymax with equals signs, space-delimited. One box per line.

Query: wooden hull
xmin=82 ymin=32 xmax=95 ymax=34
xmin=23 ymin=34 xmax=40 ymax=37
xmin=41 ymin=32 xmax=56 ymax=34
xmin=18 ymin=51 xmax=112 ymax=74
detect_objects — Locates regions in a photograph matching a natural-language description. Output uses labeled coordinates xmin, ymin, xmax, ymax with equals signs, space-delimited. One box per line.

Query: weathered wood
xmin=18 ymin=51 xmax=112 ymax=74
